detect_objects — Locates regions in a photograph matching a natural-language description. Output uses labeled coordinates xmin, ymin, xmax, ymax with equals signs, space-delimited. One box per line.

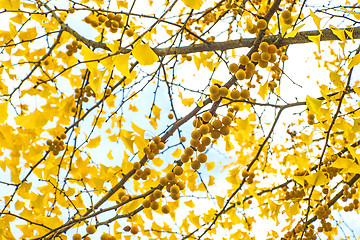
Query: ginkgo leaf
xmin=206 ymin=162 xmax=215 ymax=171
xmin=330 ymin=157 xmax=360 ymax=174
xmin=181 ymin=0 xmax=203 ymax=10
xmin=15 ymin=109 xmax=49 ymax=129
xmin=152 ymin=105 xmax=161 ymax=119
xmin=179 ymin=91 xmax=194 ymax=107
xmin=188 ymin=211 xmax=201 ymax=228
xmin=208 ymin=175 xmax=215 ymax=186
xmin=132 ymin=42 xmax=159 ymax=65
xmin=308 ymin=34 xmax=321 ymax=51
xmin=172 ymin=148 xmax=182 ymax=158
xmin=0 ymin=101 xmax=8 ymax=124
xmin=87 ymin=136 xmax=101 ymax=148
xmin=285 ymin=24 xmax=305 ymax=38
xmin=216 ymin=195 xmax=225 ymax=208
xmin=309 ymin=10 xmax=322 ymax=31
xmin=0 ymin=0 xmax=20 ymax=10
xmin=184 ymin=200 xmax=195 ymax=208
xmin=329 ymin=25 xmax=346 ymax=42
xmin=348 ymin=52 xmax=360 ymax=69
xmin=114 ymin=53 xmax=131 ymax=77
xmin=305 ymin=171 xmax=328 ymax=186
xmin=306 ymin=95 xmax=323 ymax=115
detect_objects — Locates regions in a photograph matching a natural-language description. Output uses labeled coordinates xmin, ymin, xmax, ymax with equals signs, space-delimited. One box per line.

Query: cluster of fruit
xmin=209 ymin=83 xmax=250 ymax=102
xmin=313 ymin=204 xmax=333 ymax=232
xmin=65 ymin=40 xmax=82 ymax=57
xmin=84 ymin=13 xmax=134 ymax=36
xmin=241 ymin=170 xmax=256 ymax=184
xmin=46 ymin=134 xmax=66 ymax=155
xmin=281 ymin=9 xmax=293 ymax=25
xmin=341 ymin=184 xmax=358 ymax=205
xmin=132 ymin=162 xmax=151 ymax=181
xmin=307 ymin=112 xmax=315 ymax=125
xmin=283 ymin=185 xmax=306 ymax=200
xmin=250 ymin=42 xmax=278 ymax=69
xmin=246 ymin=18 xmax=268 ymax=34
xmin=117 ymin=188 xmax=131 ymax=203
xmin=143 ymin=136 xmax=165 ymax=160
xmin=289 ymin=224 xmax=316 ymax=240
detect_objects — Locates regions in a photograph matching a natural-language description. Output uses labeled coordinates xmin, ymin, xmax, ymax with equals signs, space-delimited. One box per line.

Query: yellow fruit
xmin=191 ymin=130 xmax=201 ymax=139
xmin=258 ymin=60 xmax=268 ymax=68
xmin=143 ymin=199 xmax=151 ymax=208
xmin=180 ymin=136 xmax=186 ymax=142
xmin=197 ymin=144 xmax=206 ymax=152
xmin=201 ymin=136 xmax=211 ymax=146
xmin=231 ymin=89 xmax=241 ymax=99
xmin=170 ymin=185 xmax=180 ymax=194
xmin=193 ymin=118 xmax=202 ymax=128
xmin=219 ymin=87 xmax=229 ymax=97
xmin=114 ymin=15 xmax=122 ymax=22
xmin=191 ymin=160 xmax=201 ymax=170
xmin=235 ymin=69 xmax=246 ymax=80
xmin=190 ymin=139 xmax=200 ymax=147
xmin=212 ymin=119 xmax=222 ymax=129
xmin=281 ymin=10 xmax=291 ymax=19
xmin=210 ymin=130 xmax=221 ymax=139
xmin=166 ymin=172 xmax=176 ymax=181
xmin=209 ymin=85 xmax=219 ymax=94
xmin=210 ymin=93 xmax=221 ymax=101
xmin=202 ymin=112 xmax=212 ymax=122
xmin=121 ymin=195 xmax=129 ymax=202
xmin=130 ymin=226 xmax=139 ymax=234
xmin=269 ymin=54 xmax=277 ymax=63
xmin=199 ymin=124 xmax=210 ymax=134
xmin=184 ymin=147 xmax=194 ymax=156
xmin=174 ymin=166 xmax=184 ymax=176
xmin=240 ymin=89 xmax=250 ymax=99
xmin=222 ymin=116 xmax=232 ymax=126
xmin=108 ymin=236 xmax=116 ymax=240
xmin=308 ymin=113 xmax=315 ymax=120
xmin=170 ymin=192 xmax=180 ymax=200
xmin=181 ymin=154 xmax=190 ymax=163
xmin=153 ymin=136 xmax=161 ymax=144
xmin=153 ymin=189 xmax=162 ymax=199
xmin=168 ymin=113 xmax=174 ymax=119
xmin=157 ymin=142 xmax=165 ymax=150
xmin=146 ymin=152 xmax=155 ymax=159
xmin=107 ymin=13 xmax=115 ymax=20
xmin=239 ymin=55 xmax=249 ymax=65
xmin=251 ymin=52 xmax=261 ymax=62
xmin=229 ymin=63 xmax=239 ymax=73
xmin=160 ymin=177 xmax=168 ymax=186
xmin=280 ymin=54 xmax=288 ymax=61
xmin=150 ymin=201 xmax=160 ymax=210
xmin=308 ymin=119 xmax=314 ymax=125
xmin=261 ymin=52 xmax=271 ymax=61
xmin=268 ymin=44 xmax=277 ymax=54
xmin=126 ymin=29 xmax=134 ymax=37
xmin=246 ymin=62 xmax=255 ymax=71
xmin=177 ymin=181 xmax=185 ymax=190
xmin=83 ymin=236 xmax=91 ymax=240
xmin=100 ymin=233 xmax=110 ymax=240
xmin=259 ymin=42 xmax=269 ymax=52
xmin=135 ymin=169 xmax=143 ymax=177
xmin=283 ymin=16 xmax=293 ymax=25
xmin=257 ymin=19 xmax=267 ymax=30
xmin=161 ymin=205 xmax=170 ymax=214
xmin=111 ymin=21 xmax=119 ymax=29
xmin=220 ymin=126 xmax=230 ymax=135
xmin=197 ymin=153 xmax=207 ymax=163
xmin=73 ymin=233 xmax=82 ymax=240
xmin=133 ymin=162 xmax=141 ymax=170
xmin=86 ymin=225 xmax=97 ymax=234
xmin=150 ymin=142 xmax=158 ymax=151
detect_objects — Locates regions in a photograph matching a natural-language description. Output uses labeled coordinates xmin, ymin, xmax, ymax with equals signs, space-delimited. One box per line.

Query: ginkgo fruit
xmin=150 ymin=201 xmax=160 ymax=210
xmin=174 ymin=166 xmax=184 ymax=176
xmin=239 ymin=55 xmax=249 ymax=65
xmin=281 ymin=9 xmax=291 ymax=19
xmin=180 ymin=136 xmax=186 ymax=142
xmin=210 ymin=130 xmax=221 ymax=139
xmin=108 ymin=236 xmax=116 ymax=240
xmin=210 ymin=93 xmax=221 ymax=101
xmin=86 ymin=225 xmax=97 ymax=234
xmin=143 ymin=199 xmax=151 ymax=208
xmin=100 ymin=233 xmax=110 ymax=240
xmin=170 ymin=185 xmax=180 ymax=194
xmin=168 ymin=113 xmax=174 ymax=119
xmin=157 ymin=142 xmax=165 ymax=150
xmin=183 ymin=146 xmax=194 ymax=156
xmin=235 ymin=69 xmax=246 ymax=80
xmin=240 ymin=89 xmax=250 ymax=99
xmin=229 ymin=63 xmax=239 ymax=73
xmin=251 ymin=52 xmax=261 ymax=62
xmin=257 ymin=19 xmax=267 ymax=30
xmin=133 ymin=162 xmax=141 ymax=170
xmin=268 ymin=44 xmax=277 ymax=54
xmin=177 ymin=181 xmax=185 ymax=190
xmin=161 ymin=205 xmax=170 ymax=214
xmin=197 ymin=153 xmax=207 ymax=163
xmin=199 ymin=124 xmax=210 ymax=134
xmin=121 ymin=195 xmax=129 ymax=202
xmin=230 ymin=89 xmax=241 ymax=99
xmin=219 ymin=87 xmax=229 ymax=97
xmin=153 ymin=189 xmax=162 ymax=199
xmin=220 ymin=126 xmax=230 ymax=135
xmin=130 ymin=226 xmax=139 ymax=234
xmin=222 ymin=116 xmax=232 ymax=126
xmin=144 ymin=168 xmax=151 ymax=175
xmin=160 ymin=177 xmax=168 ymax=186
xmin=73 ymin=233 xmax=82 ymax=240
xmin=191 ymin=160 xmax=201 ymax=170
xmin=261 ymin=52 xmax=271 ymax=61
xmin=166 ymin=172 xmax=176 ymax=181
xmin=202 ymin=112 xmax=212 ymax=122
xmin=126 ymin=29 xmax=134 ymax=37
xmin=201 ymin=136 xmax=211 ymax=146
xmin=209 ymin=85 xmax=219 ymax=94
xmin=191 ymin=130 xmax=201 ymax=139
xmin=258 ymin=60 xmax=268 ymax=68
xmin=181 ymin=154 xmax=190 ymax=163
xmin=259 ymin=42 xmax=269 ymax=52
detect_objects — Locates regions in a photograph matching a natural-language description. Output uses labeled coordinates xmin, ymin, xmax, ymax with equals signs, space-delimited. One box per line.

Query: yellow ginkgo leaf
xmin=87 ymin=136 xmax=101 ymax=148
xmin=306 ymin=95 xmax=323 ymax=115
xmin=15 ymin=109 xmax=49 ymax=129
xmin=309 ymin=10 xmax=322 ymax=32
xmin=181 ymin=0 xmax=203 ymax=10
xmin=114 ymin=53 xmax=131 ymax=77
xmin=132 ymin=42 xmax=159 ymax=65
xmin=348 ymin=52 xmax=360 ymax=69
xmin=305 ymin=171 xmax=328 ymax=186
xmin=0 ymin=102 xmax=8 ymax=124
xmin=308 ymin=34 xmax=321 ymax=51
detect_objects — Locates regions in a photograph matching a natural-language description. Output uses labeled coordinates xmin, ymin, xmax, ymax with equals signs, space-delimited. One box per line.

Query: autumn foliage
xmin=1 ymin=0 xmax=360 ymax=239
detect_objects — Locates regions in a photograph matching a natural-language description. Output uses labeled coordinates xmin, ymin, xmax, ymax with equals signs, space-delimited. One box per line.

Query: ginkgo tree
xmin=1 ymin=0 xmax=360 ymax=239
